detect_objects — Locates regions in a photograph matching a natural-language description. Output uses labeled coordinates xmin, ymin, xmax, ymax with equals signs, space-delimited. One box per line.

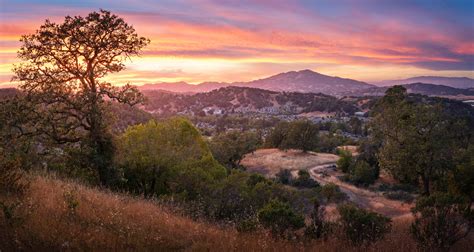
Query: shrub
xmin=258 ymin=199 xmax=305 ymax=237
xmin=319 ymin=183 xmax=346 ymax=203
xmin=337 ymin=204 xmax=392 ymax=245
xmin=410 ymin=193 xmax=472 ymax=250
xmin=0 ymin=153 xmax=28 ymax=195
xmin=383 ymin=191 xmax=414 ymax=203
xmin=275 ymin=169 xmax=292 ymax=185
xmin=350 ymin=160 xmax=377 ymax=186
xmin=304 ymin=200 xmax=332 ymax=239
xmin=336 ymin=150 xmax=352 ymax=173
xmin=236 ymin=217 xmax=259 ymax=233
xmin=292 ymin=170 xmax=319 ymax=188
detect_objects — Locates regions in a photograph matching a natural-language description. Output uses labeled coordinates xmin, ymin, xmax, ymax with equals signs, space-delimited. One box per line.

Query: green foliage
xmin=116 ymin=118 xmax=226 ymax=198
xmin=267 ymin=120 xmax=319 ymax=152
xmin=292 ymin=170 xmax=319 ymax=188
xmin=304 ymin=200 xmax=332 ymax=240
xmin=258 ymin=199 xmax=305 ymax=237
xmin=319 ymin=183 xmax=346 ymax=203
xmin=0 ymin=152 xmax=28 ymax=195
xmin=372 ymin=86 xmax=472 ymax=195
xmin=338 ymin=204 xmax=392 ymax=245
xmin=350 ymin=160 xmax=377 ymax=186
xmin=410 ymin=193 xmax=473 ymax=250
xmin=449 ymin=144 xmax=474 ymax=201
xmin=266 ymin=121 xmax=290 ymax=149
xmin=284 ymin=120 xmax=319 ymax=152
xmin=383 ymin=191 xmax=414 ymax=203
xmin=336 ymin=150 xmax=352 ymax=173
xmin=275 ymin=169 xmax=293 ymax=185
xmin=208 ymin=130 xmax=261 ymax=169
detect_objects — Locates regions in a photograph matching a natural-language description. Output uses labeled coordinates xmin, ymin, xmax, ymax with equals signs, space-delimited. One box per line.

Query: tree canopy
xmin=11 ymin=10 xmax=149 ymax=184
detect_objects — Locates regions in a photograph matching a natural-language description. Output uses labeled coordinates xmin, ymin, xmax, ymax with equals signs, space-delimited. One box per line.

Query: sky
xmin=0 ymin=0 xmax=473 ymax=87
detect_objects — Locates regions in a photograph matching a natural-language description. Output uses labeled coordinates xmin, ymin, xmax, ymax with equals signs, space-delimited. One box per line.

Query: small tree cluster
xmin=266 ymin=120 xmax=319 ymax=152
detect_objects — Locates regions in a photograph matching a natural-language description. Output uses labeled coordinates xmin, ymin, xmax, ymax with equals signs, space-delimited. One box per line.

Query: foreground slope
xmin=0 ymin=174 xmax=437 ymax=251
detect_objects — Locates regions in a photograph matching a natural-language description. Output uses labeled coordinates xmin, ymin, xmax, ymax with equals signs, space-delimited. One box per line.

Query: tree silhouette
xmin=12 ymin=10 xmax=150 ymax=184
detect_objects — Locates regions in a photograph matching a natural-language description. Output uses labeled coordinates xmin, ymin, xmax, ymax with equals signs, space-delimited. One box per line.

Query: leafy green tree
xmin=209 ymin=130 xmax=261 ymax=169
xmin=338 ymin=204 xmax=391 ymax=245
xmin=12 ymin=10 xmax=149 ymax=185
xmin=284 ymin=120 xmax=319 ymax=152
xmin=449 ymin=144 xmax=474 ymax=202
xmin=258 ymin=199 xmax=305 ymax=237
xmin=372 ymin=86 xmax=470 ymax=195
xmin=266 ymin=121 xmax=290 ymax=148
xmin=348 ymin=117 xmax=363 ymax=135
xmin=116 ymin=118 xmax=226 ymax=198
xmin=410 ymin=193 xmax=472 ymax=250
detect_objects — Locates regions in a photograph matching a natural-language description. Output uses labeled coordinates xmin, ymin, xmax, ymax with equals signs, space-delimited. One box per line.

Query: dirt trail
xmin=310 ymin=164 xmax=413 ymax=218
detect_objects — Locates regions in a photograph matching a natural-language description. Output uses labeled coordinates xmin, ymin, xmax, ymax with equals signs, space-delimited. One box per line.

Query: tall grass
xmin=0 ymin=174 xmax=472 ymax=251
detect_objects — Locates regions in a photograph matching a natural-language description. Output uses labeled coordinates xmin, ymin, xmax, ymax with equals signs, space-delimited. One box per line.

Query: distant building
xmin=354 ymin=111 xmax=366 ymax=117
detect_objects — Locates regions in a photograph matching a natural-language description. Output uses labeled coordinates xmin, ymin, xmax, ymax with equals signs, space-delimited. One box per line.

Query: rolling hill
xmin=377 ymin=76 xmax=474 ymax=89
xmin=142 ymin=86 xmax=359 ymax=116
xmin=355 ymin=83 xmax=474 ymax=97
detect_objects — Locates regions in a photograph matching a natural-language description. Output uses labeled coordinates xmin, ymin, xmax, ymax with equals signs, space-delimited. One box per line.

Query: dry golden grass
xmin=0 ymin=174 xmax=472 ymax=251
xmin=242 ymin=148 xmax=339 ymax=177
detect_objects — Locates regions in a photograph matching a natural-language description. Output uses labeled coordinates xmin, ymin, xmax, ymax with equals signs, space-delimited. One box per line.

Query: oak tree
xmin=12 ymin=10 xmax=149 ymax=184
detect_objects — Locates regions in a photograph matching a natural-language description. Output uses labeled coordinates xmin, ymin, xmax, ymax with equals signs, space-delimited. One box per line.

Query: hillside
xmin=139 ymin=70 xmax=375 ymax=96
xmin=142 ymin=86 xmax=359 ymax=116
xmin=356 ymin=83 xmax=474 ymax=97
xmin=377 ymin=76 xmax=474 ymax=89
xmin=0 ymin=174 xmax=422 ymax=251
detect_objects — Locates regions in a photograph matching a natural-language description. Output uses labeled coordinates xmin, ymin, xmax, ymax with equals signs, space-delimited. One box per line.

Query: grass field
xmin=241 ymin=148 xmax=339 ymax=177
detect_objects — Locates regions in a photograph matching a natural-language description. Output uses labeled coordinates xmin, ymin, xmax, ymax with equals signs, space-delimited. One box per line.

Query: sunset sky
xmin=0 ymin=0 xmax=473 ymax=87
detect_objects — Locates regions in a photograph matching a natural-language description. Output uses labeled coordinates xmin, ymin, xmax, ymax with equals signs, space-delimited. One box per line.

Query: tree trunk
xmin=421 ymin=175 xmax=430 ymax=196
xmin=88 ymin=100 xmax=114 ymax=186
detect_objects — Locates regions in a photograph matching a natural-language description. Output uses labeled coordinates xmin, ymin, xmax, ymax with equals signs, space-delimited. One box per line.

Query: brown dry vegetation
xmin=242 ymin=148 xmax=339 ymax=177
xmin=1 ymin=174 xmax=473 ymax=251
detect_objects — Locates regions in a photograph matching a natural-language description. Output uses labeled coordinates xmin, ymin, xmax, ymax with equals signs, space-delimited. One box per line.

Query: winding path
xmin=309 ymin=164 xmax=413 ymax=218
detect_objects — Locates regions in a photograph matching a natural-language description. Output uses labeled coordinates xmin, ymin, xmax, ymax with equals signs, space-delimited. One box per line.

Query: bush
xmin=258 ymin=199 xmax=305 ymax=237
xmin=410 ymin=193 xmax=472 ymax=250
xmin=275 ymin=169 xmax=292 ymax=185
xmin=336 ymin=150 xmax=352 ymax=173
xmin=304 ymin=200 xmax=332 ymax=239
xmin=337 ymin=204 xmax=392 ymax=245
xmin=350 ymin=160 xmax=378 ymax=186
xmin=383 ymin=191 xmax=414 ymax=203
xmin=0 ymin=153 xmax=28 ymax=195
xmin=292 ymin=170 xmax=319 ymax=188
xmin=319 ymin=183 xmax=346 ymax=203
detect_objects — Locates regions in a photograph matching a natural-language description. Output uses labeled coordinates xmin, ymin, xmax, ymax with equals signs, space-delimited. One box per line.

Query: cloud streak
xmin=0 ymin=0 xmax=473 ymax=86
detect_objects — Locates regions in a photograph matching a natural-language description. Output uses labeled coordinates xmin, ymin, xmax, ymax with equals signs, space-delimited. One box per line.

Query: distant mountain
xmin=0 ymin=88 xmax=19 ymax=100
xmin=356 ymin=83 xmax=474 ymax=97
xmin=139 ymin=70 xmax=375 ymax=96
xmin=141 ymin=86 xmax=359 ymax=116
xmin=377 ymin=76 xmax=474 ymax=89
